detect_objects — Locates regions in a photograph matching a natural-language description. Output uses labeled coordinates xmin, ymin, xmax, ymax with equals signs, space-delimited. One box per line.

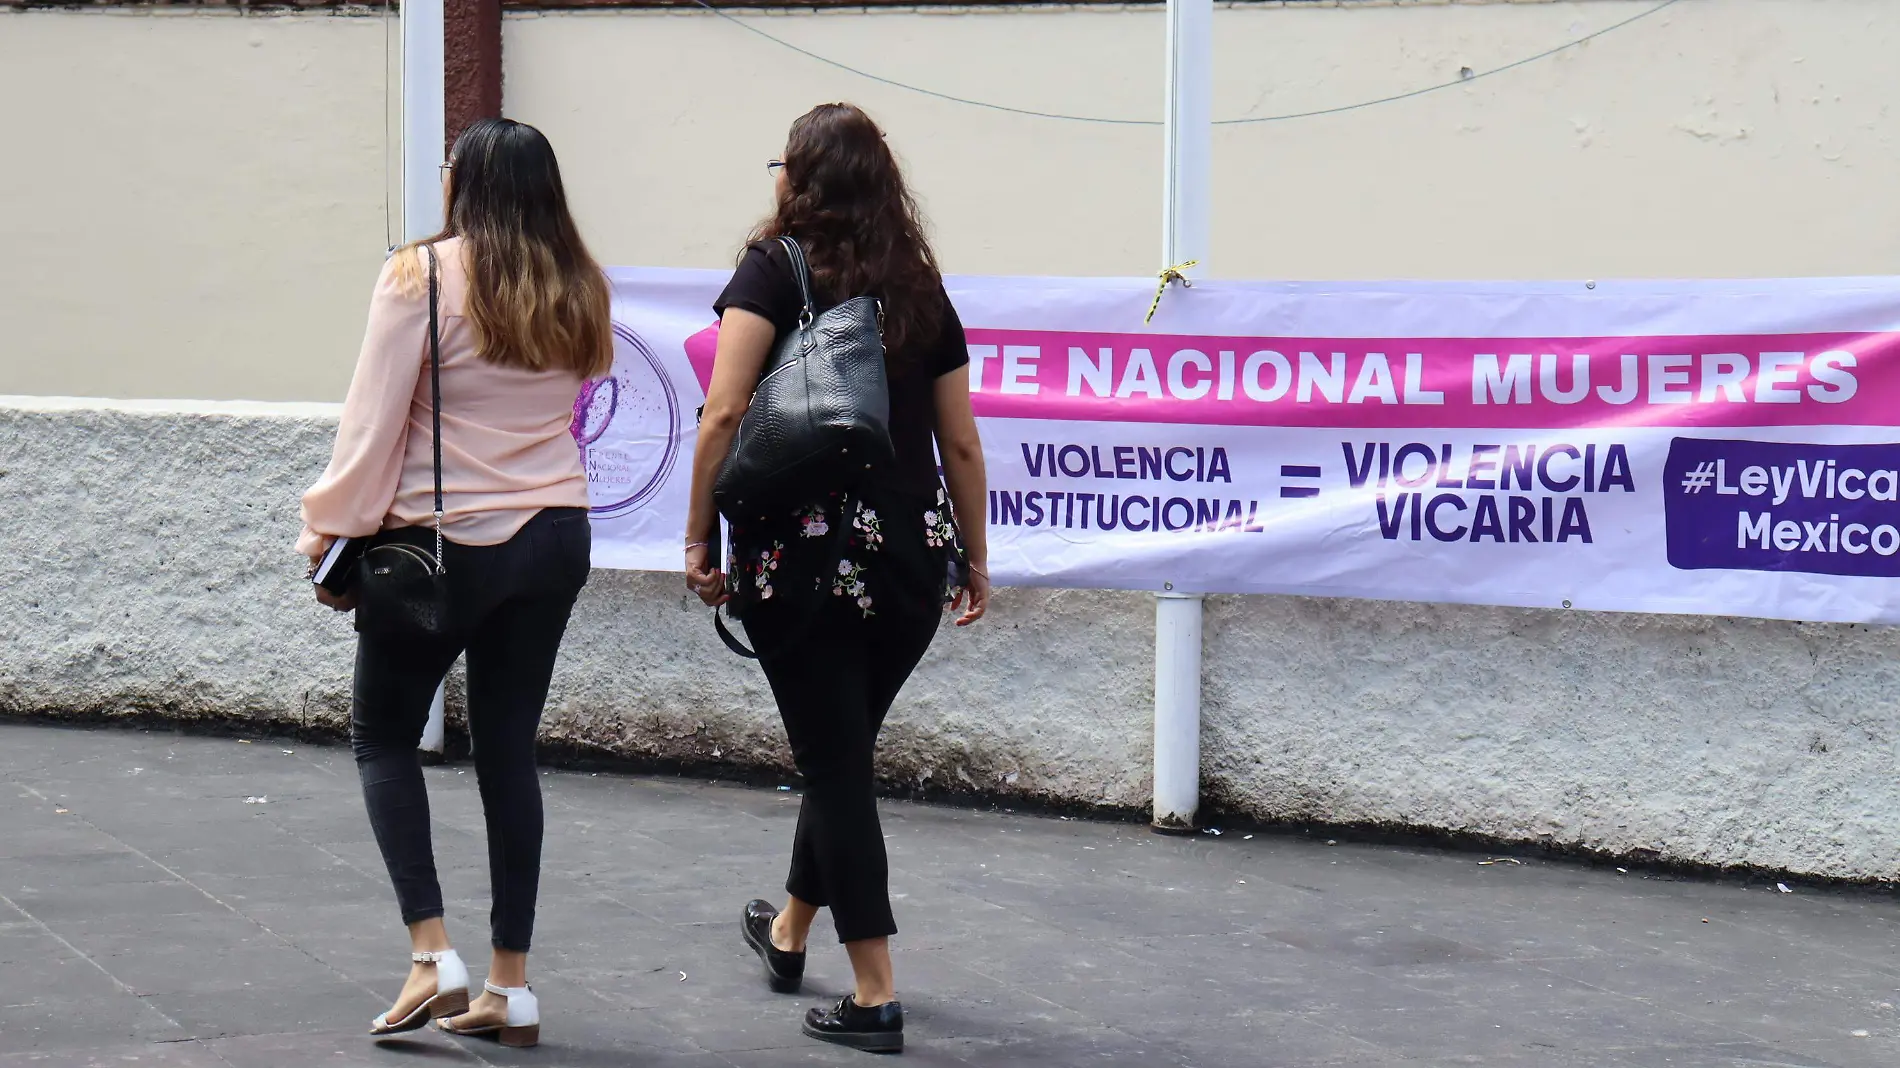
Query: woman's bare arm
xmin=934 ymin=369 xmax=989 ymax=625
xmin=683 ymin=308 xmax=776 ymax=602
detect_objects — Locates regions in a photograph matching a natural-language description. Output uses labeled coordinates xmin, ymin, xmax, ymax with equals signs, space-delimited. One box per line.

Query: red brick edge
xmin=447 ymin=0 xmax=502 ymax=154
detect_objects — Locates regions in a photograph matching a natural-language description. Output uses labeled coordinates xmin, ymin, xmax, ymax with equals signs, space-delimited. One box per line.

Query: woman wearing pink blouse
xmin=298 ymin=118 xmax=609 ymax=1049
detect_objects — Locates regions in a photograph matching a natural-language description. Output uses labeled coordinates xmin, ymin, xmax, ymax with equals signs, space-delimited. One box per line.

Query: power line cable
xmin=1225 ymin=0 xmax=1686 ymax=124
xmin=685 ymin=0 xmax=1687 ymax=127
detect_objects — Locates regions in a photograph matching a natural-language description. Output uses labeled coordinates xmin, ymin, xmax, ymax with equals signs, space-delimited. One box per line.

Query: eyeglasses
xmin=439 ymin=161 xmax=454 ymax=178
xmin=766 ymin=159 xmax=785 ymax=176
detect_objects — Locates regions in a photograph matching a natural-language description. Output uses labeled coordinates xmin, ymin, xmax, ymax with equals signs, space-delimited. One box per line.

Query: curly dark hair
xmin=748 ymin=103 xmax=947 ymax=366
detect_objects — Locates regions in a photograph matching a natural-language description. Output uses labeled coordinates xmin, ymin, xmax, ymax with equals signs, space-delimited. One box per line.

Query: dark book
xmin=311 ymin=537 xmax=366 ymax=596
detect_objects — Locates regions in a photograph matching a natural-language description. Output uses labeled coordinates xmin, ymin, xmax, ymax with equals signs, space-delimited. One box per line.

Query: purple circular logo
xmin=569 ymin=322 xmax=682 ymax=519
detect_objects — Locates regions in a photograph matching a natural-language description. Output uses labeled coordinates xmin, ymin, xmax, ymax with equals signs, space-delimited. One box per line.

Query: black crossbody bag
xmin=354 ymin=245 xmax=452 ymax=639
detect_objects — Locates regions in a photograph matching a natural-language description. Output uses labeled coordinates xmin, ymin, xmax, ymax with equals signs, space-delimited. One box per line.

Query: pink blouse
xmin=297 ymin=238 xmax=593 ymax=558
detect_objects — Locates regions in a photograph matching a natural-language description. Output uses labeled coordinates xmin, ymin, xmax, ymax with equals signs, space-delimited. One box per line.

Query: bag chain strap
xmin=424 ymin=245 xmax=446 ymax=575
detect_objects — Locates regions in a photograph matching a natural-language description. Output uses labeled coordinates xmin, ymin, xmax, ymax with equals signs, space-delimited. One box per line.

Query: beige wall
xmin=2 ymin=2 xmax=1896 ymax=401
xmin=510 ymin=0 xmax=1900 ymax=281
xmin=0 ymin=9 xmax=395 ymax=403
xmin=504 ymin=6 xmax=1165 ymax=277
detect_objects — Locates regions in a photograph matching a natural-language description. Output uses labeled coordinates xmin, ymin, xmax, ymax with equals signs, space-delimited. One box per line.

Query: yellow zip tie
xmin=1145 ymin=260 xmax=1198 ymax=324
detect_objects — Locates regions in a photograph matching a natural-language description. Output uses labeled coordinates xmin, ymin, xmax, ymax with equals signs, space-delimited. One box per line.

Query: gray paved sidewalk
xmin=1 ymin=723 xmax=1897 ymax=1068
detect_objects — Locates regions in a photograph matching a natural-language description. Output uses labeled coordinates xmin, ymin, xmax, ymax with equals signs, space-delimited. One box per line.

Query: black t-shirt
xmin=713 ymin=239 xmax=970 ymax=497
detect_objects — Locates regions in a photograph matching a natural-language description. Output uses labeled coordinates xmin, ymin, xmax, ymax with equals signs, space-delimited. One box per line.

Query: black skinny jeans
xmin=350 ymin=507 xmax=591 ymax=953
xmin=744 ymin=599 xmax=940 ymax=944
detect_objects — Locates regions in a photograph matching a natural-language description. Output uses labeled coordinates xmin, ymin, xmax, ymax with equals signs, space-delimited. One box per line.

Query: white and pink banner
xmin=576 ymin=268 xmax=1900 ymax=624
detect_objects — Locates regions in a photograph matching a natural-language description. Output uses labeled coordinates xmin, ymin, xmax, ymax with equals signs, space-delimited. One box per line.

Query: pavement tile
xmin=202 ymin=1031 xmax=484 ymax=1068
xmin=1 ymin=882 xmax=221 ymax=925
xmin=0 ymin=1042 xmax=228 ymax=1068
xmin=1778 ymin=1039 xmax=1897 ymax=1068
xmin=1 ymin=723 xmax=1895 ymax=1068
xmin=0 ymin=851 xmax=175 ymax=890
xmin=0 ymin=930 xmax=70 ymax=970
xmin=92 ymin=944 xmax=348 ymax=998
xmin=136 ymin=980 xmax=383 ymax=1041
xmin=925 ymin=1028 xmax=1196 ymax=1068
xmin=639 ymin=997 xmax=814 ymax=1054
xmin=1602 ymin=1042 xmax=1848 ymax=1067
xmin=0 ymin=955 xmax=135 ymax=1008
xmin=0 ymin=1000 xmax=190 ymax=1054
xmin=37 ymin=911 xmax=281 ymax=961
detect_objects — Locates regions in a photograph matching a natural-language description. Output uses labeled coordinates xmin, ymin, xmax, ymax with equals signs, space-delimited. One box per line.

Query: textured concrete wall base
xmin=550 ymin=569 xmax=1157 ymax=811
xmin=1200 ymin=596 xmax=1900 ymax=881
xmin=0 ymin=399 xmax=1155 ymax=814
xmin=6 ymin=398 xmax=1897 ymax=879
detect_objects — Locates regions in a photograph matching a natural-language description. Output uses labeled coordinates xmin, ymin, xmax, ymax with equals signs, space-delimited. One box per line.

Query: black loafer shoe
xmin=802 ymin=994 xmax=903 ymax=1053
xmin=741 ymin=899 xmax=805 ymax=994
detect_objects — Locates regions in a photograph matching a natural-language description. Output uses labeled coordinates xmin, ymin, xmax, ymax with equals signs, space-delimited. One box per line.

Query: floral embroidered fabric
xmin=728 ymin=486 xmax=964 ymax=621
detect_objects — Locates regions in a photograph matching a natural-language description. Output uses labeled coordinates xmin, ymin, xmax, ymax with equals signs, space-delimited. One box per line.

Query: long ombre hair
xmin=394 ymin=118 xmax=612 ymax=379
xmin=749 ymin=103 xmax=945 ymax=366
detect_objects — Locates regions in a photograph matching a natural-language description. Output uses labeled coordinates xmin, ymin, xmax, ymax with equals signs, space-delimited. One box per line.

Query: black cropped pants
xmin=744 ymin=600 xmax=939 ymax=944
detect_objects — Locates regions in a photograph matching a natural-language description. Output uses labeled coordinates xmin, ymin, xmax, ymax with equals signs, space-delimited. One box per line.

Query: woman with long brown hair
xmin=684 ymin=102 xmax=991 ymax=1053
xmin=298 ymin=117 xmax=610 ymax=1049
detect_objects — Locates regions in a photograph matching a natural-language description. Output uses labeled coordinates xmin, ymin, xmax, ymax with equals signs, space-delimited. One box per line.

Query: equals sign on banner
xmin=1280 ymin=464 xmax=1322 ymax=499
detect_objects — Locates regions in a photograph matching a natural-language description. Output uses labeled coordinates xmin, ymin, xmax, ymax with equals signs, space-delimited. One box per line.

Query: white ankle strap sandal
xmin=369 ymin=949 xmax=470 ymax=1037
xmin=437 ymin=980 xmax=540 ymax=1048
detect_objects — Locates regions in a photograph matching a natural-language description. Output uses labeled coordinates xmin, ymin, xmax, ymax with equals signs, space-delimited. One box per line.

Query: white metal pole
xmin=420 ymin=683 xmax=448 ymax=754
xmin=1153 ymin=586 xmax=1204 ymax=831
xmin=1162 ymin=0 xmax=1212 ymax=273
xmin=402 ymin=0 xmax=445 ymax=247
xmin=1153 ymin=0 xmax=1212 ymax=833
xmin=403 ymin=0 xmax=450 ymax=757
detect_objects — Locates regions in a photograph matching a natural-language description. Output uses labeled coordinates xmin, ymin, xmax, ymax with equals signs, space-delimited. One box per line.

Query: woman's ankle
xmin=770 ymin=914 xmax=808 ymax=953
xmin=407 ymin=917 xmax=452 ymax=955
xmin=842 ymin=935 xmax=894 ymax=1008
xmin=487 ymin=948 xmax=530 ymax=989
